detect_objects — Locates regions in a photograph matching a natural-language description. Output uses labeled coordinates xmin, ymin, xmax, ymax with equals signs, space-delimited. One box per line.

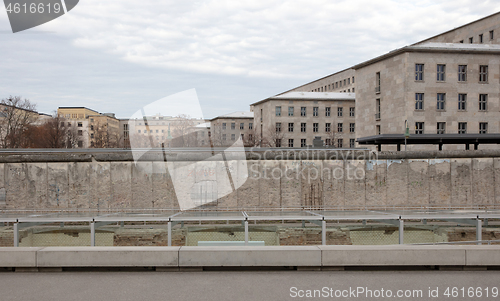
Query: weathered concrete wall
xmin=0 ymin=151 xmax=499 ymax=210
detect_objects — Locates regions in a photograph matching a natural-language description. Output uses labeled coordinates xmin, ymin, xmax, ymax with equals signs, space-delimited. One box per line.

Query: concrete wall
xmin=1 ymin=151 xmax=499 ymax=210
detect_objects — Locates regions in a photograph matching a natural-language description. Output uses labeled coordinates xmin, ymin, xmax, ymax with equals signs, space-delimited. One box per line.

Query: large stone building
xmin=282 ymin=11 xmax=500 ymax=151
xmin=209 ymin=111 xmax=254 ymax=147
xmin=251 ymin=92 xmax=356 ymax=148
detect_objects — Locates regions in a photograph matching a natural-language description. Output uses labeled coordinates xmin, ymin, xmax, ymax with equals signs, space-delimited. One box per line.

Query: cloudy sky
xmin=1 ymin=0 xmax=500 ymax=119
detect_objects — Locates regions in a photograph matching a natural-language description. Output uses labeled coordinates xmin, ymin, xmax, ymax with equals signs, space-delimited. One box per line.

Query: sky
xmin=1 ymin=0 xmax=500 ymax=119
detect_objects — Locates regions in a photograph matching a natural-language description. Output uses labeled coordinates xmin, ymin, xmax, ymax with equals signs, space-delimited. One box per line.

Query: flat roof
xmin=251 ymin=92 xmax=355 ymax=106
xmin=211 ymin=111 xmax=254 ymax=120
xmin=357 ymin=134 xmax=500 ymax=146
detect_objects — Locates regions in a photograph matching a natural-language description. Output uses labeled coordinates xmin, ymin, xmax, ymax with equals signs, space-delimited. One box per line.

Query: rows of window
xmin=219 ymin=122 xmax=253 ymax=130
xmin=274 ymin=138 xmax=356 ymax=148
xmin=414 ymin=122 xmax=489 ymax=134
xmin=459 ymin=30 xmax=494 ymax=44
xmin=414 ymin=93 xmax=490 ymax=111
xmin=414 ymin=64 xmax=489 ymax=83
xmin=310 ymin=76 xmax=355 ymax=93
xmin=276 ymin=106 xmax=355 ymax=117
xmin=275 ymin=122 xmax=355 ymax=133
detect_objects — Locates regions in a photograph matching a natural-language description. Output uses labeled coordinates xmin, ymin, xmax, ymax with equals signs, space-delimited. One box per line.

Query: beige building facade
xmin=209 ymin=112 xmax=254 ymax=147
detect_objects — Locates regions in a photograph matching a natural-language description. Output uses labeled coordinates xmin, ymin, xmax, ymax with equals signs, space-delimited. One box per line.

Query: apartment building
xmin=209 ymin=112 xmax=254 ymax=147
xmin=282 ymin=11 xmax=500 ymax=151
xmin=251 ymin=92 xmax=356 ymax=148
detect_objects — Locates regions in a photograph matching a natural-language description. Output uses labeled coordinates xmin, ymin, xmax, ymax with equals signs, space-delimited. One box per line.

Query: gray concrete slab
xmin=0 ymin=247 xmax=42 ymax=267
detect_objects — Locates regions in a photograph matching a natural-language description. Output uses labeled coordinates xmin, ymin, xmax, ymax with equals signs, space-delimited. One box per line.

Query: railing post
xmin=322 ymin=220 xmax=326 ymax=245
xmin=13 ymin=223 xmax=18 ymax=247
xmin=244 ymin=220 xmax=249 ymax=246
xmin=90 ymin=222 xmax=95 ymax=247
xmin=168 ymin=221 xmax=172 ymax=247
xmin=476 ymin=219 xmax=482 ymax=245
xmin=399 ymin=219 xmax=404 ymax=245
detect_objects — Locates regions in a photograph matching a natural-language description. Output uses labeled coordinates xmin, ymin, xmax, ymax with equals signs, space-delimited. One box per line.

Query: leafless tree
xmin=325 ymin=128 xmax=340 ymax=148
xmin=171 ymin=115 xmax=197 ymax=147
xmin=243 ymin=128 xmax=261 ymax=147
xmin=0 ymin=96 xmax=38 ymax=148
xmin=263 ymin=125 xmax=286 ymax=147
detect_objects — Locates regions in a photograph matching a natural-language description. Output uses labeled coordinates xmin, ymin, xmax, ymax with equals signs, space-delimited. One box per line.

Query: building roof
xmin=195 ymin=122 xmax=210 ymax=128
xmin=57 ymin=107 xmax=101 ymax=115
xmin=357 ymin=134 xmax=500 ymax=146
xmin=251 ymin=92 xmax=355 ymax=106
xmin=211 ymin=111 xmax=254 ymax=120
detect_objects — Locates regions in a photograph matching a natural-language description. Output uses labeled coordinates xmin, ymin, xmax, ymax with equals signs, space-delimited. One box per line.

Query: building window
xmin=349 ymin=107 xmax=355 ymax=117
xmin=325 ymin=123 xmax=331 ymax=132
xmin=313 ymin=107 xmax=318 ymax=117
xmin=77 ymin=141 xmax=83 ymax=148
xmin=275 ymin=106 xmax=281 ymax=117
xmin=479 ymin=65 xmax=488 ymax=83
xmin=138 ymin=130 xmax=141 ymax=133
xmin=276 ymin=123 xmax=281 ymax=132
xmin=458 ymin=65 xmax=467 ymax=82
xmin=479 ymin=122 xmax=488 ymax=134
xmin=238 ymin=123 xmax=243 ymax=130
xmin=490 ymin=30 xmax=494 ymax=40
xmin=288 ymin=123 xmax=294 ymax=132
xmin=437 ymin=122 xmax=446 ymax=134
xmin=337 ymin=139 xmax=343 ymax=148
xmin=437 ymin=93 xmax=446 ymax=111
xmin=288 ymin=139 xmax=294 ymax=148
xmin=77 ymin=130 xmax=82 ymax=136
xmin=222 ymin=123 xmax=226 ymax=130
xmin=479 ymin=94 xmax=488 ymax=111
xmin=90 ymin=133 xmax=94 ymax=139
xmin=222 ymin=134 xmax=226 ymax=141
xmin=156 ymin=130 xmax=159 ymax=133
xmin=479 ymin=34 xmax=483 ymax=43
xmin=231 ymin=123 xmax=235 ymax=130
xmin=288 ymin=107 xmax=294 ymax=116
xmin=325 ymin=107 xmax=331 ymax=117
xmin=249 ymin=134 xmax=253 ymax=141
xmin=350 ymin=139 xmax=355 ymax=148
xmin=337 ymin=107 xmax=343 ymax=117
xmin=344 ymin=79 xmax=346 ymax=86
xmin=375 ymin=72 xmax=381 ymax=93
xmin=415 ymin=64 xmax=424 ymax=81
xmin=458 ymin=94 xmax=467 ymax=111
xmin=437 ymin=64 xmax=446 ymax=81
xmin=337 ymin=123 xmax=343 ymax=133
xmin=469 ymin=37 xmax=473 ymax=43
xmin=301 ymin=123 xmax=306 ymax=132
xmin=376 ymin=125 xmax=381 ymax=135
xmin=458 ymin=122 xmax=467 ymax=134
xmin=349 ymin=123 xmax=355 ymax=133
xmin=276 ymin=139 xmax=281 ymax=147
xmin=301 ymin=139 xmax=307 ymax=148
xmin=325 ymin=139 xmax=331 ymax=146
xmin=300 ymin=107 xmax=306 ymax=117
xmin=375 ymin=99 xmax=381 ymax=120
xmin=415 ymin=122 xmax=424 ymax=134
xmin=415 ymin=93 xmax=424 ymax=110
xmin=313 ymin=123 xmax=319 ymax=133
xmin=231 ymin=134 xmax=235 ymax=141
xmin=352 ymin=76 xmax=355 ymax=83
xmin=347 ymin=78 xmax=350 ymax=85
xmin=249 ymin=123 xmax=253 ymax=130
xmin=77 ymin=122 xmax=82 ymax=127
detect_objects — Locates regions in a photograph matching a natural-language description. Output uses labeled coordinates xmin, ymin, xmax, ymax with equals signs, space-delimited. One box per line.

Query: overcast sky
xmin=1 ymin=1 xmax=500 ymax=119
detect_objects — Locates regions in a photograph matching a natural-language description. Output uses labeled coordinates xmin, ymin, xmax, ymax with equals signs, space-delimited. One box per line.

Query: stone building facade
xmin=209 ymin=111 xmax=254 ymax=147
xmin=251 ymin=92 xmax=356 ymax=148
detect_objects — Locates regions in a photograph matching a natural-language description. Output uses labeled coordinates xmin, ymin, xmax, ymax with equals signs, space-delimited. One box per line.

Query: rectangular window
xmin=458 ymin=94 xmax=467 ymax=111
xmin=490 ymin=30 xmax=494 ymax=40
xmin=437 ymin=64 xmax=446 ymax=81
xmin=325 ymin=139 xmax=331 ymax=146
xmin=276 ymin=139 xmax=281 ymax=147
xmin=479 ymin=122 xmax=488 ymax=134
xmin=337 ymin=123 xmax=343 ymax=133
xmin=375 ymin=99 xmax=381 ymax=120
xmin=249 ymin=123 xmax=253 ymax=130
xmin=77 ymin=122 xmax=82 ymax=127
xmin=288 ymin=139 xmax=294 ymax=148
xmin=325 ymin=107 xmax=331 ymax=117
xmin=458 ymin=65 xmax=467 ymax=82
xmin=415 ymin=64 xmax=424 ymax=81
xmin=77 ymin=141 xmax=83 ymax=148
xmin=469 ymin=37 xmax=473 ymax=43
xmin=313 ymin=107 xmax=318 ymax=117
xmin=249 ymin=134 xmax=253 ymax=141
xmin=301 ymin=123 xmax=306 ymax=132
xmin=138 ymin=130 xmax=141 ymax=133
xmin=479 ymin=34 xmax=483 ymax=43
xmin=479 ymin=65 xmax=488 ymax=83
xmin=222 ymin=123 xmax=226 ymax=130
xmin=376 ymin=125 xmax=381 ymax=135
xmin=337 ymin=107 xmax=343 ymax=117
xmin=240 ymin=134 xmax=244 ymax=140
xmin=222 ymin=134 xmax=226 ymax=141
xmin=352 ymin=76 xmax=355 ymax=83
xmin=347 ymin=78 xmax=350 ymax=85
xmin=300 ymin=107 xmax=306 ymax=116
xmin=344 ymin=79 xmax=346 ymax=86
xmin=335 ymin=82 xmax=338 ymax=89
xmin=415 ymin=122 xmax=424 ymax=134
xmin=375 ymin=72 xmax=381 ymax=93
xmin=437 ymin=122 xmax=446 ymax=134
xmin=78 ymin=130 xmax=83 ymax=136
xmin=325 ymin=123 xmax=331 ymax=132
xmin=288 ymin=106 xmax=294 ymax=116
xmin=437 ymin=93 xmax=446 ymax=110
xmin=301 ymin=139 xmax=306 ymax=148
xmin=337 ymin=139 xmax=343 ymax=148
xmin=231 ymin=123 xmax=235 ymax=130
xmin=415 ymin=93 xmax=424 ymax=110
xmin=349 ymin=107 xmax=355 ymax=117
xmin=288 ymin=123 xmax=294 ymax=132
xmin=349 ymin=123 xmax=355 ymax=133
xmin=477 ymin=94 xmax=488 ymax=112
xmin=275 ymin=106 xmax=281 ymax=116
xmin=350 ymin=139 xmax=355 ymax=148
xmin=458 ymin=122 xmax=467 ymax=134
xmin=231 ymin=134 xmax=235 ymax=141
xmin=276 ymin=122 xmax=281 ymax=132
xmin=313 ymin=123 xmax=318 ymax=133
xmin=240 ymin=123 xmax=244 ymax=130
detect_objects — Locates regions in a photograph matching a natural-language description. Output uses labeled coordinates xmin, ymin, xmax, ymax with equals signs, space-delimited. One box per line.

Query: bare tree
xmin=325 ymin=128 xmax=339 ymax=148
xmin=171 ymin=115 xmax=197 ymax=147
xmin=243 ymin=128 xmax=261 ymax=147
xmin=263 ymin=125 xmax=286 ymax=147
xmin=0 ymin=96 xmax=38 ymax=148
